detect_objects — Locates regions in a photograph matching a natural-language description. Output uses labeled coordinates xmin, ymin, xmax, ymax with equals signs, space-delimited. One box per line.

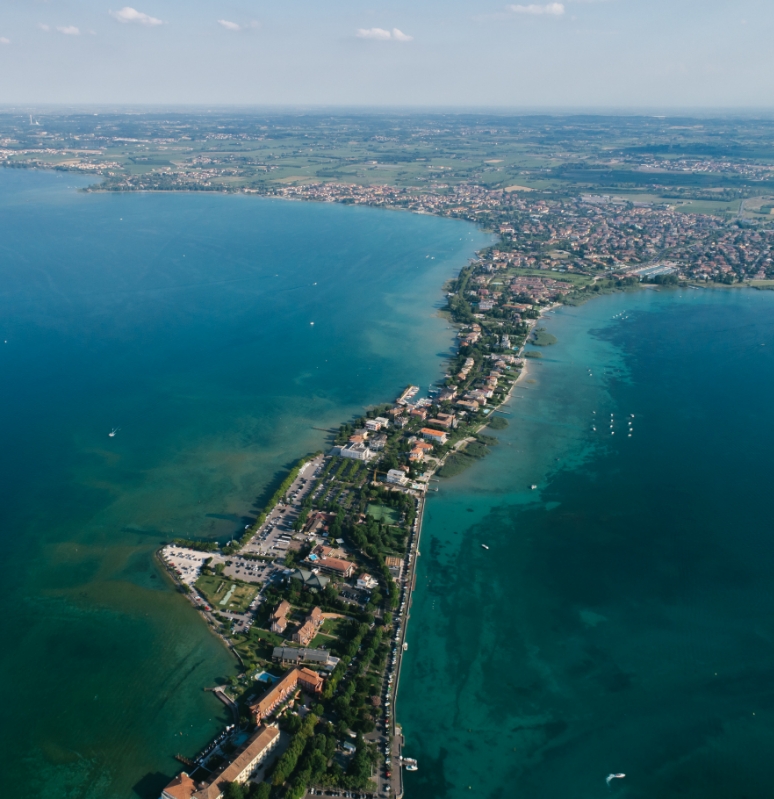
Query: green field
xmin=195 ymin=574 xmax=258 ymax=613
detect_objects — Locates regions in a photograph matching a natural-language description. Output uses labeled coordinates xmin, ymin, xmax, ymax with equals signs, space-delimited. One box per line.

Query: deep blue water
xmin=0 ymin=169 xmax=490 ymax=798
xmin=401 ymin=287 xmax=774 ymax=799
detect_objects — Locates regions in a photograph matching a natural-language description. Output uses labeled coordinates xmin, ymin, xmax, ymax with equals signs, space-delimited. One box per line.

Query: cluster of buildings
xmin=335 ymin=416 xmax=391 ymax=462
xmin=271 ymin=601 xmax=326 ymax=645
xmin=508 ymin=275 xmax=573 ymax=303
xmin=630 ymin=156 xmax=774 ymax=180
xmin=161 ymin=725 xmax=281 ymax=799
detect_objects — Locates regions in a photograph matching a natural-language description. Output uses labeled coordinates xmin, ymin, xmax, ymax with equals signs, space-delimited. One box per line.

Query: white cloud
xmin=217 ymin=19 xmax=259 ymax=32
xmin=357 ymin=27 xmax=392 ymax=40
xmin=0 ymin=37 xmax=9 ymax=45
xmin=391 ymin=28 xmax=413 ymax=42
xmin=356 ymin=27 xmax=413 ymax=41
xmin=57 ymin=25 xmax=81 ymax=35
xmin=509 ymin=3 xmax=565 ymax=15
xmin=38 ymin=23 xmax=51 ymax=32
xmin=110 ymin=7 xmax=163 ymax=27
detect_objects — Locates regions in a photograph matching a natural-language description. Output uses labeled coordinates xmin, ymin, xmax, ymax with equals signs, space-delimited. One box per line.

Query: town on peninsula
xmin=3 ymin=111 xmax=774 ymax=799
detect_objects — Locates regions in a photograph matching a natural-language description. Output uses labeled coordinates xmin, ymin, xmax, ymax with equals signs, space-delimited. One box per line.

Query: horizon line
xmin=3 ymin=104 xmax=774 ymax=118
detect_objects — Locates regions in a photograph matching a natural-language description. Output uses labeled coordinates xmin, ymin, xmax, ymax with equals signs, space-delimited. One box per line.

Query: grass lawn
xmin=250 ymin=628 xmax=285 ymax=647
xmin=195 ymin=574 xmax=258 ymax=613
xmin=242 ymin=627 xmax=286 ymax=661
xmin=367 ymin=504 xmax=401 ymax=524
xmin=310 ymin=633 xmax=337 ymax=649
xmin=320 ymin=617 xmax=348 ymax=636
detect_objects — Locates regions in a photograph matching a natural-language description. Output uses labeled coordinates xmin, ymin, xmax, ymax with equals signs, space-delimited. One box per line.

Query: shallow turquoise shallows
xmin=0 ymin=170 xmax=490 ymax=798
xmin=400 ymin=287 xmax=774 ymax=799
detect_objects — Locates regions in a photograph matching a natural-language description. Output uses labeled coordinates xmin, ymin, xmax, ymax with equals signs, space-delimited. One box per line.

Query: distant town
xmin=3 ymin=112 xmax=773 ymax=288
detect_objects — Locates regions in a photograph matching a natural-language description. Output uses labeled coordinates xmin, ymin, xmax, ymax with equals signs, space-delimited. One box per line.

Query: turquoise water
xmin=0 ymin=170 xmax=490 ymax=798
xmin=400 ymin=287 xmax=774 ymax=798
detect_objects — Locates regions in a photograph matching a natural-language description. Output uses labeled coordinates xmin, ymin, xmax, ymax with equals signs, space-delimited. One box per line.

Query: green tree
xmin=251 ymin=783 xmax=271 ymax=799
xmin=224 ymin=782 xmax=246 ymax=799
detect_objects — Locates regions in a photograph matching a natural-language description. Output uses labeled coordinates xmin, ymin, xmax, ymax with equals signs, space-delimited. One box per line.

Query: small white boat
xmin=606 ymin=773 xmax=625 ymax=786
xmin=405 ymin=764 xmax=418 ymax=772
xmin=109 ymin=427 xmax=120 ymax=438
xmin=530 ymin=484 xmax=537 ymax=490
xmin=481 ymin=544 xmax=489 ymax=550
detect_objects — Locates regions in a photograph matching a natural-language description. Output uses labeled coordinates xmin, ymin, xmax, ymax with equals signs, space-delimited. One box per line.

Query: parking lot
xmin=161 ymin=545 xmax=211 ymax=585
xmin=242 ymin=455 xmax=325 ymax=557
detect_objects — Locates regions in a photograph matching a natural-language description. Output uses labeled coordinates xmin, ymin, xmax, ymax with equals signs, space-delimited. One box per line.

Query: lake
xmin=0 ymin=169 xmax=490 ymax=798
xmin=400 ymin=286 xmax=774 ymax=799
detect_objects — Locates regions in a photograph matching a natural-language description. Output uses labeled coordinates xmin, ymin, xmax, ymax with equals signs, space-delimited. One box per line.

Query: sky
xmin=0 ymin=0 xmax=770 ymax=107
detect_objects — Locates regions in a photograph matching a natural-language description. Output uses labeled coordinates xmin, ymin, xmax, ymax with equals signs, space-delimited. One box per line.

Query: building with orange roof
xmin=270 ymin=600 xmax=291 ymax=634
xmin=420 ymin=427 xmax=448 ymax=445
xmin=293 ymin=620 xmax=317 ymax=646
xmin=250 ymin=668 xmax=324 ymax=723
xmin=319 ymin=556 xmax=355 ymax=578
xmin=161 ymin=772 xmax=197 ymax=799
xmin=193 ymin=725 xmax=280 ymax=799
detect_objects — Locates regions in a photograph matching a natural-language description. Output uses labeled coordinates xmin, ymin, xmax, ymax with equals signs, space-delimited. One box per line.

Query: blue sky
xmin=0 ymin=0 xmax=770 ymax=107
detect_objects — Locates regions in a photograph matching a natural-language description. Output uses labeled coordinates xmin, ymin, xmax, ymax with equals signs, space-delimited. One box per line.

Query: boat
xmin=109 ymin=427 xmax=120 ymax=438
xmin=481 ymin=544 xmax=489 ymax=550
xmin=402 ymin=642 xmax=408 ymax=651
xmin=405 ymin=764 xmax=418 ymax=772
xmin=530 ymin=484 xmax=537 ymax=490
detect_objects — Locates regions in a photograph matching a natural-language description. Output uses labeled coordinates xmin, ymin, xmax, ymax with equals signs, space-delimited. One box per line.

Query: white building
xmin=386 ymin=469 xmax=408 ymax=485
xmin=338 ymin=443 xmax=376 ymax=462
xmin=357 ymin=573 xmax=378 ymax=590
